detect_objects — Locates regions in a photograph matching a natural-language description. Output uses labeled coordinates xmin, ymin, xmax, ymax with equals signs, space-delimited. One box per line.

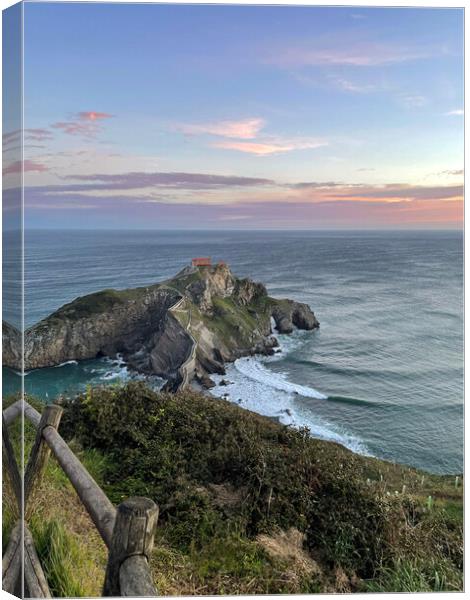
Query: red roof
xmin=192 ymin=257 xmax=212 ymax=266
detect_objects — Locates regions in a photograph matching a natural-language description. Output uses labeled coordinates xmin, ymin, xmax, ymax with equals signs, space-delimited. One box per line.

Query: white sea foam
xmin=22 ymin=369 xmax=38 ymax=377
xmin=269 ymin=328 xmax=311 ymax=361
xmin=53 ymin=360 xmax=78 ymax=368
xmin=102 ymin=370 xmax=123 ymax=380
xmin=98 ymin=356 xmax=165 ymax=390
xmin=210 ymin=332 xmax=371 ymax=457
xmin=234 ymin=356 xmax=327 ymax=400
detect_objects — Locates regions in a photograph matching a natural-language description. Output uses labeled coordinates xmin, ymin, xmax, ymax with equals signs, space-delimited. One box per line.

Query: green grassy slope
xmin=3 ymin=384 xmax=463 ymax=595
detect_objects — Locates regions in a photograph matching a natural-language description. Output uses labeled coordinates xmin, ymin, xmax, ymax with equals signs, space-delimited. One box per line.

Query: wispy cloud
xmin=331 ymin=76 xmax=378 ymax=94
xmin=268 ymin=43 xmax=437 ymax=68
xmin=436 ymin=169 xmax=464 ymax=176
xmin=176 ymin=118 xmax=265 ymax=139
xmin=51 ymin=110 xmax=114 ymax=139
xmin=24 ymin=128 xmax=54 ymax=141
xmin=51 ymin=121 xmax=96 ymax=137
xmin=76 ymin=111 xmax=114 ymax=121
xmin=3 ymin=159 xmax=49 ymax=176
xmin=62 ymin=171 xmax=275 ymax=190
xmin=4 ymin=113 xmax=114 ymax=150
xmin=175 ymin=116 xmax=326 ymax=156
xmin=3 ymin=128 xmax=53 ymax=147
xmin=22 ymin=184 xmax=463 ymax=230
xmin=445 ymin=109 xmax=464 ymax=116
xmin=212 ymin=137 xmax=327 ymax=156
xmin=321 ymin=183 xmax=463 ymax=202
xmin=23 ymin=170 xmax=462 ymax=210
xmin=396 ymin=94 xmax=428 ymax=109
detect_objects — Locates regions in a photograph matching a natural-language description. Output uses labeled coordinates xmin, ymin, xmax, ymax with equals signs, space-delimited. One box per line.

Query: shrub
xmin=59 ymin=382 xmax=462 ymax=592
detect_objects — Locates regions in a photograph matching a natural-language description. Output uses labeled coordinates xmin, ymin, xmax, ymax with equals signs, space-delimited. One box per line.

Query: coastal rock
xmin=196 ymin=373 xmax=216 ymax=390
xmin=185 ymin=263 xmax=236 ymax=312
xmin=272 ymin=300 xmax=319 ymax=334
xmin=2 ymin=320 xmax=22 ymax=370
xmin=22 ymin=286 xmax=179 ymax=371
xmin=3 ymin=262 xmax=319 ymax=391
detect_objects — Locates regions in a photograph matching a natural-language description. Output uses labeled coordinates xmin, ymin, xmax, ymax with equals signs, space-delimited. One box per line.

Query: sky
xmin=3 ymin=2 xmax=464 ymax=229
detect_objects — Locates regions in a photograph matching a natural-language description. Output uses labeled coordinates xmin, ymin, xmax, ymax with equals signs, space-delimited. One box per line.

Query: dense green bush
xmin=59 ymin=382 xmax=462 ymax=590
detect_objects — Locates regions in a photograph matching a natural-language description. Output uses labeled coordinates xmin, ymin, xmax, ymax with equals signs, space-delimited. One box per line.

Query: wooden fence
xmin=2 ymin=399 xmax=158 ymax=597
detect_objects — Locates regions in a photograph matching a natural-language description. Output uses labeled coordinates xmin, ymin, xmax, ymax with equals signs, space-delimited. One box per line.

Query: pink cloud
xmin=22 ymin=191 xmax=463 ymax=230
xmin=177 ymin=117 xmax=265 ymax=139
xmin=175 ymin=117 xmax=327 ymax=156
xmin=51 ymin=121 xmax=101 ymax=138
xmin=3 ymin=159 xmax=48 ymax=175
xmin=51 ymin=110 xmax=114 ymax=139
xmin=76 ymin=111 xmax=114 ymax=121
xmin=290 ymin=182 xmax=464 ymax=207
xmin=212 ymin=138 xmax=327 ymax=156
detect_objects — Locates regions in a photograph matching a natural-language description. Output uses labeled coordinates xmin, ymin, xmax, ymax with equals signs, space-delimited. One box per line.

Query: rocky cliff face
xmin=2 ymin=263 xmax=319 ymax=390
xmin=2 ymin=320 xmax=21 ymax=370
xmin=22 ymin=286 xmax=179 ymax=371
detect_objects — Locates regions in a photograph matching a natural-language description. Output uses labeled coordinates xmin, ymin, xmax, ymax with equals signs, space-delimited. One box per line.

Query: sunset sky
xmin=3 ymin=3 xmax=464 ymax=229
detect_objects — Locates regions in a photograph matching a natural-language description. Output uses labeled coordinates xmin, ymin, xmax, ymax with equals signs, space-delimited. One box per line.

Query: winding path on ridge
xmin=165 ymin=287 xmax=197 ymax=390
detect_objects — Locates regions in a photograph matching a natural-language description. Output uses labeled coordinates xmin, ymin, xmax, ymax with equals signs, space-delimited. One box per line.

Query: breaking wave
xmin=210 ymin=333 xmax=371 ymax=457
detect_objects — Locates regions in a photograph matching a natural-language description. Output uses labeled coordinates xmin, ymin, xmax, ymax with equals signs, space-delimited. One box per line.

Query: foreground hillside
xmin=3 ymin=383 xmax=463 ymax=595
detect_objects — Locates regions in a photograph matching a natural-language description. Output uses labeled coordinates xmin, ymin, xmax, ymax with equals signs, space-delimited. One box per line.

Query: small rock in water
xmin=219 ymin=379 xmax=233 ymax=386
xmin=196 ymin=373 xmax=216 ymax=389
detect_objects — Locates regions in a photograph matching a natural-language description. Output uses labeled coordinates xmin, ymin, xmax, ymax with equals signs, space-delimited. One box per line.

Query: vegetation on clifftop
xmin=38 ymin=284 xmax=164 ymax=325
xmin=59 ymin=384 xmax=465 ymax=592
xmin=3 ymin=384 xmax=463 ymax=595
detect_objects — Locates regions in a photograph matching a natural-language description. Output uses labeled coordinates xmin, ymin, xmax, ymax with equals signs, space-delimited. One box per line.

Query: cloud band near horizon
xmin=3 ymin=169 xmax=462 ymax=229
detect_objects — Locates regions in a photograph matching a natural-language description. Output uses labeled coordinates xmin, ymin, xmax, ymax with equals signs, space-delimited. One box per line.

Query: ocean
xmin=2 ymin=229 xmax=463 ymax=474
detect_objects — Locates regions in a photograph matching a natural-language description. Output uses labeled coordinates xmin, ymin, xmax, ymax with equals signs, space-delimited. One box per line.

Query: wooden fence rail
xmin=2 ymin=399 xmax=158 ymax=597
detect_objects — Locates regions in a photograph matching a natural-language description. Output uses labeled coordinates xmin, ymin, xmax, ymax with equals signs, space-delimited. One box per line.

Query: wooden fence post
xmin=23 ymin=524 xmax=52 ymax=598
xmin=24 ymin=404 xmax=63 ymax=517
xmin=2 ymin=521 xmax=22 ymax=596
xmin=103 ymin=497 xmax=158 ymax=597
xmin=2 ymin=415 xmax=22 ymax=513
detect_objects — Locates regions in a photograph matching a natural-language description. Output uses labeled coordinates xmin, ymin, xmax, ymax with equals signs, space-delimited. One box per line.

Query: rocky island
xmin=2 ymin=260 xmax=319 ymax=391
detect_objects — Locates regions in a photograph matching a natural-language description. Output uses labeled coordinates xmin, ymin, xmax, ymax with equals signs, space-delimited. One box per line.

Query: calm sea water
xmin=3 ymin=230 xmax=463 ymax=474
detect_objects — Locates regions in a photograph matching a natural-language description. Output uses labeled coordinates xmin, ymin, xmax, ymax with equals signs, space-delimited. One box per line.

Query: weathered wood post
xmin=2 ymin=415 xmax=22 ymax=513
xmin=2 ymin=522 xmax=22 ymax=596
xmin=103 ymin=497 xmax=158 ymax=597
xmin=24 ymin=403 xmax=63 ymax=517
xmin=23 ymin=525 xmax=52 ymax=598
